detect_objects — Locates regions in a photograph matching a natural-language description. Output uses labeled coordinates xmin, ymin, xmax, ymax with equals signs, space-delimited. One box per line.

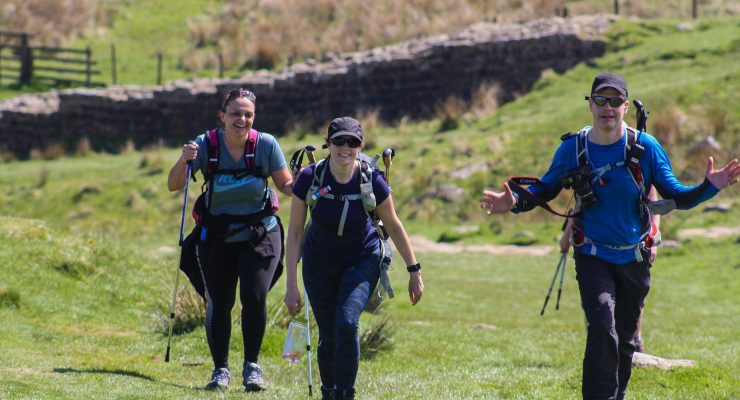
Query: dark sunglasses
xmin=330 ymin=137 xmax=362 ymax=148
xmin=586 ymin=95 xmax=626 ymax=107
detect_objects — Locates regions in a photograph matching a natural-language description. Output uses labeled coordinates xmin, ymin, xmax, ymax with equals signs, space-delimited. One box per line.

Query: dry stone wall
xmin=0 ymin=16 xmax=611 ymax=158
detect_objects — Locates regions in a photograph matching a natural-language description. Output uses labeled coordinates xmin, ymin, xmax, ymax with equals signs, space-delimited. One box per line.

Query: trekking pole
xmin=165 ymin=160 xmax=193 ymax=362
xmin=382 ymin=148 xmax=395 ymax=185
xmin=555 ymin=252 xmax=567 ymax=310
xmin=304 ymin=289 xmax=314 ymax=396
xmin=540 ymin=253 xmax=563 ymax=315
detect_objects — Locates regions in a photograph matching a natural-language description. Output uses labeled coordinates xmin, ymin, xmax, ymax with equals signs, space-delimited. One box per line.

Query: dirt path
xmin=407 ymin=235 xmax=554 ymax=256
xmin=676 ymin=226 xmax=740 ymax=239
xmin=407 ymin=225 xmax=739 ymax=257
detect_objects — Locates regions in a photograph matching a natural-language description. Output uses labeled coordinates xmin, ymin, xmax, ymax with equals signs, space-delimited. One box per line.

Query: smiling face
xmin=589 ymin=87 xmax=628 ymax=132
xmin=328 ymin=135 xmax=363 ymax=167
xmin=219 ymin=96 xmax=256 ymax=138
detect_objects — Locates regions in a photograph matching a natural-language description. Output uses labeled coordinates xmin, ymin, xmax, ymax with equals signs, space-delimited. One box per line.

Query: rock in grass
xmin=632 ymin=352 xmax=695 ymax=369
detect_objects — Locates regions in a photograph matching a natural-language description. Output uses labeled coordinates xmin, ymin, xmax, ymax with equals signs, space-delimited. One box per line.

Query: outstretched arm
xmin=375 ymin=196 xmax=424 ymax=306
xmin=650 ymin=142 xmax=739 ymax=208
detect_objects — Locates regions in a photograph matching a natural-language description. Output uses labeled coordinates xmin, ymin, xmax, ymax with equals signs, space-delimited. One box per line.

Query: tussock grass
xmin=0 ymin=0 xmax=107 ymax=46
xmin=360 ymin=313 xmax=395 ymax=359
xmin=0 ymin=286 xmax=21 ymax=309
xmin=155 ymin=281 xmax=206 ymax=335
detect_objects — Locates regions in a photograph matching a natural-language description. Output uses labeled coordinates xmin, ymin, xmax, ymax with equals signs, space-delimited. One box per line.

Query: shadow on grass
xmin=52 ymin=367 xmax=191 ymax=390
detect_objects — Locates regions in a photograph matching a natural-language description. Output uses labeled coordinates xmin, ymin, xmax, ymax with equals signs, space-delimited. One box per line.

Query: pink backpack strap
xmin=243 ymin=128 xmax=260 ymax=172
xmin=206 ymin=129 xmax=220 ymax=178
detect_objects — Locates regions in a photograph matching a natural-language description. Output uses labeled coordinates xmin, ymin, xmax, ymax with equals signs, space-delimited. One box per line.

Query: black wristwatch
xmin=407 ymin=262 xmax=421 ymax=272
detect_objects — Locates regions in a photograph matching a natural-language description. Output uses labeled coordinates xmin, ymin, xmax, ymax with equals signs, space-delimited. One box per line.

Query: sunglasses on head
xmin=587 ymin=95 xmax=626 ymax=107
xmin=330 ymin=137 xmax=362 ymax=148
xmin=221 ymin=88 xmax=256 ymax=111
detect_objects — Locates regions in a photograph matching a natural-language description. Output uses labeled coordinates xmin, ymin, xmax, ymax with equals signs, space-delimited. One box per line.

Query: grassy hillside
xmin=1 ymin=0 xmax=738 ymax=99
xmin=1 ymin=15 xmax=739 ymax=400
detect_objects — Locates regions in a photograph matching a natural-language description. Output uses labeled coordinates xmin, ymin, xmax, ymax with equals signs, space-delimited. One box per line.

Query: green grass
xmin=1 ymin=214 xmax=738 ymax=399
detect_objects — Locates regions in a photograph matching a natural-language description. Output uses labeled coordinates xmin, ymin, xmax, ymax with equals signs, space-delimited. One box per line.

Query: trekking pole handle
xmin=633 ymin=99 xmax=648 ymax=134
xmin=306 ymin=145 xmax=317 ymax=164
xmin=382 ymin=148 xmax=394 ymax=185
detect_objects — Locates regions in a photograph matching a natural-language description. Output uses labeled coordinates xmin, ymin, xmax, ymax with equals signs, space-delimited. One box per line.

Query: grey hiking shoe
xmin=205 ymin=367 xmax=230 ymax=391
xmin=243 ymin=362 xmax=267 ymax=392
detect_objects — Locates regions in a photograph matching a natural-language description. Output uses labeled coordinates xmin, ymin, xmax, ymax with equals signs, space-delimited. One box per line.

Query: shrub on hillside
xmin=435 ymin=96 xmax=466 ymax=132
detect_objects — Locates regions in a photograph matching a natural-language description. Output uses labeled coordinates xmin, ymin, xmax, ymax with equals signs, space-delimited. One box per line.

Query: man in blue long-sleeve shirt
xmin=480 ymin=73 xmax=740 ymax=400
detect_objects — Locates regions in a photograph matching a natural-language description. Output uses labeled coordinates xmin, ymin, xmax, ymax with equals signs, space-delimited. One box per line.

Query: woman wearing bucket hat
xmin=284 ymin=116 xmax=424 ymax=400
xmin=480 ymin=73 xmax=739 ymax=399
xmin=167 ymin=88 xmax=294 ymax=392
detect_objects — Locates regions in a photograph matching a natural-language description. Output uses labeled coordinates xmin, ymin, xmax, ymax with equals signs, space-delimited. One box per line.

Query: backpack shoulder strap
xmin=624 ymin=127 xmax=646 ymax=192
xmin=560 ymin=131 xmax=578 ymax=141
xmin=243 ymin=128 xmax=260 ymax=173
xmin=206 ymin=129 xmax=220 ymax=180
xmin=576 ymin=128 xmax=589 ymax=168
xmin=359 ymin=159 xmax=373 ymax=184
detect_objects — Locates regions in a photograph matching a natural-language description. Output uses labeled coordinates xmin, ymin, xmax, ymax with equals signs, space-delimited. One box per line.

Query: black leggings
xmin=198 ymin=227 xmax=281 ymax=369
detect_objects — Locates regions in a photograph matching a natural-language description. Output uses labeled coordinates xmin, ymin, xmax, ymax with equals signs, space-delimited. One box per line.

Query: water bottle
xmin=282 ymin=317 xmax=307 ymax=363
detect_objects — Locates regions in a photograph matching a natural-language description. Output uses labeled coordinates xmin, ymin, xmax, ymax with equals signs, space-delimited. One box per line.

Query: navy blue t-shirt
xmin=292 ymin=161 xmax=391 ymax=268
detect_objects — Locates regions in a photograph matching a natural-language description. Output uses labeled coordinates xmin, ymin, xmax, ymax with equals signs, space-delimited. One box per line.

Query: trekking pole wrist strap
xmin=407 ymin=263 xmax=421 ymax=272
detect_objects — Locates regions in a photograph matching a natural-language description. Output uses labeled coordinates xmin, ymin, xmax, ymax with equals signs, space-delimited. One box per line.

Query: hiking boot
xmin=335 ymin=388 xmax=355 ymax=400
xmin=243 ymin=362 xmax=267 ymax=392
xmin=205 ymin=367 xmax=230 ymax=391
xmin=321 ymin=386 xmax=335 ymax=400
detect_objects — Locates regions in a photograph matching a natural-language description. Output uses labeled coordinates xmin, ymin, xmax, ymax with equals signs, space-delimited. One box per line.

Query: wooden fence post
xmin=85 ymin=46 xmax=92 ymax=86
xmin=156 ymin=52 xmax=162 ymax=85
xmin=218 ymin=52 xmax=224 ymax=78
xmin=692 ymin=0 xmax=698 ymax=18
xmin=614 ymin=0 xmax=619 ymax=15
xmin=111 ymin=44 xmax=117 ymax=85
xmin=19 ymin=33 xmax=33 ymax=85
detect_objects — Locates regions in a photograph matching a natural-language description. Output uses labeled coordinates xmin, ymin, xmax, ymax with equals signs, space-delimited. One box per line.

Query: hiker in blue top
xmin=284 ymin=117 xmax=425 ymax=400
xmin=167 ymin=88 xmax=294 ymax=392
xmin=480 ymin=73 xmax=740 ymax=400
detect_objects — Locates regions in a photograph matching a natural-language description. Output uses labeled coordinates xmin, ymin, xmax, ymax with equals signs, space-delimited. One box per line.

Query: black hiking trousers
xmin=575 ymin=249 xmax=651 ymax=400
xmin=198 ymin=226 xmax=281 ymax=370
